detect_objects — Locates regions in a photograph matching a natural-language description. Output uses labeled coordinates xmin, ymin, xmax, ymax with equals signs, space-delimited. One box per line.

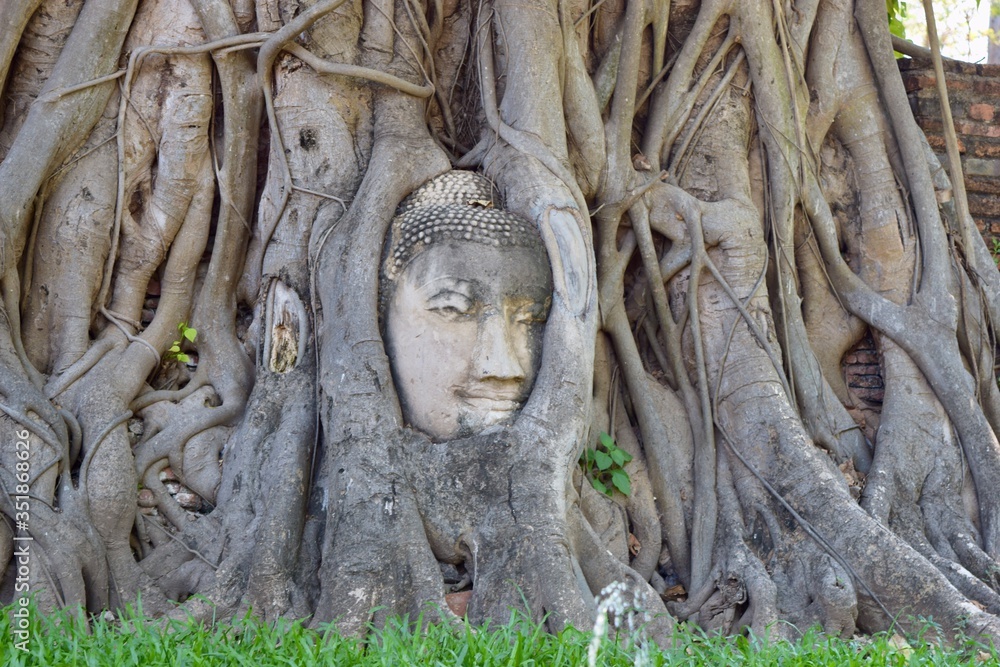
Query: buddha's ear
xmin=538 ymin=206 xmax=593 ymax=318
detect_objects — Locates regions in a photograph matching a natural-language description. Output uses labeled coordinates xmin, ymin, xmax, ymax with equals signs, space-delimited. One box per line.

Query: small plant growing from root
xmin=165 ymin=322 xmax=197 ymax=364
xmin=580 ymin=432 xmax=633 ymax=497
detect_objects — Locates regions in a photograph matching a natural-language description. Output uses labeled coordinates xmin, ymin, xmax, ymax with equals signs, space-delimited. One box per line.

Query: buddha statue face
xmin=382 ymin=173 xmax=552 ymax=441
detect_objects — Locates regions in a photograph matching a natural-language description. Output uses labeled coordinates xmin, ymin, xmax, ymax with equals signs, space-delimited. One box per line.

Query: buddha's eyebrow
xmin=415 ymin=276 xmax=477 ymax=294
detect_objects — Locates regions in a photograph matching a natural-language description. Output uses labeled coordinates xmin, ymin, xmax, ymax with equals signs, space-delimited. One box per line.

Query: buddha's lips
xmin=458 ymin=395 xmax=523 ymax=413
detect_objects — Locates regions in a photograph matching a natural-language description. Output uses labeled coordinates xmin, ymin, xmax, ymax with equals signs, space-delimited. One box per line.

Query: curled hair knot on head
xmin=383 ymin=171 xmax=545 ymax=282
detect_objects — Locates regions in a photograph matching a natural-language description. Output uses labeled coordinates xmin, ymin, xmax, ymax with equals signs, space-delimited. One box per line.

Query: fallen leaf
xmin=445 ymin=590 xmax=472 ymax=618
xmin=887 ymin=634 xmax=913 ymax=658
xmin=663 ymin=584 xmax=687 ymax=602
xmin=632 ymin=153 xmax=652 ymax=171
xmin=628 ymin=533 xmax=641 ymax=556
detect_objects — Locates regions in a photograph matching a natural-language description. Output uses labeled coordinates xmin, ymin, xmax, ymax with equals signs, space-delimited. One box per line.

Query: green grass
xmin=0 ymin=602 xmax=996 ymax=666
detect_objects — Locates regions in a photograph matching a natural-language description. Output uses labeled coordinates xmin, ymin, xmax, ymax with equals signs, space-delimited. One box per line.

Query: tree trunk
xmin=2 ymin=0 xmax=1000 ymax=645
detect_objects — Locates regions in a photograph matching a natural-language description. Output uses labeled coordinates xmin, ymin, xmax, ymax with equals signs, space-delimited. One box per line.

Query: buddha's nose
xmin=472 ymin=307 xmax=525 ymax=382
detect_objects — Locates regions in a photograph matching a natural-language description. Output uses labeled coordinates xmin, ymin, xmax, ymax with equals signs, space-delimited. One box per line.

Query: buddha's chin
xmin=455 ymin=402 xmax=521 ymax=436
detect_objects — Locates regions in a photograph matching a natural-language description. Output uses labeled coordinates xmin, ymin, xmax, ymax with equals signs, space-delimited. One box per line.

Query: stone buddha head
xmin=381 ymin=172 xmax=552 ymax=441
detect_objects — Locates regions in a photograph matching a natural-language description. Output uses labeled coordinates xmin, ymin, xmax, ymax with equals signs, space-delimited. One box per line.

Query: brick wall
xmin=899 ymin=58 xmax=1000 ymax=242
xmin=842 ymin=59 xmax=1000 ymax=409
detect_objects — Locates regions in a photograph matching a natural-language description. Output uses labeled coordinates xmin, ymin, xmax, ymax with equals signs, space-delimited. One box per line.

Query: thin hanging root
xmin=45 ymin=338 xmax=115 ymax=399
xmin=920 ymin=0 xmax=975 ymax=272
xmin=2 ymin=270 xmax=44 ymax=391
xmin=769 ymin=0 xmax=808 ymax=166
xmin=602 ymin=302 xmax=692 ymax=587
xmin=670 ymin=50 xmax=746 ymax=180
xmin=663 ymin=28 xmax=739 ymax=164
xmin=78 ymin=411 xmax=132 ymax=504
xmin=666 ymin=203 xmax=717 ymax=595
xmin=282 ymin=43 xmax=433 ymax=98
xmin=702 ymin=252 xmax=789 ymax=399
xmin=369 ymin=0 xmax=434 ymax=84
xmin=711 ymin=259 xmax=768 ymax=409
xmin=409 ymin=0 xmax=460 ymax=149
xmin=133 ymin=400 xmax=237 ymax=486
xmin=130 ymin=372 xmax=207 ymax=413
xmin=36 ymin=70 xmax=127 ymax=103
xmin=0 ymin=0 xmax=43 ymax=104
xmin=140 ymin=513 xmax=218 ymax=570
xmin=100 ymin=30 xmax=271 ymax=315
xmin=476 ymin=12 xmax=587 ymax=211
xmin=573 ymin=0 xmax=611 ymax=29
xmin=641 ymin=0 xmax=732 ymax=167
xmin=715 ymin=453 xmax=780 ymax=636
xmin=100 ymin=308 xmax=159 ymax=364
xmin=651 ymin=0 xmax=670 ymax=77
xmin=636 ymin=50 xmax=681 ymax=113
xmin=398 ymin=0 xmax=451 ymax=143
xmin=640 ymin=299 xmax=672 ymax=384
xmin=717 ymin=420 xmax=893 ymax=623
xmin=256 ymin=0 xmax=434 ymax=276
xmin=0 ymin=401 xmax=64 ymax=459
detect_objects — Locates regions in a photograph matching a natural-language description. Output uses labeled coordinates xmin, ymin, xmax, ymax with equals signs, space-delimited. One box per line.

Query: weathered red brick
xmin=855 ymin=388 xmax=885 ymax=404
xmin=917 ymin=117 xmax=943 ymax=132
xmin=902 ymin=73 xmax=936 ymax=92
xmin=973 ymin=78 xmax=1000 ymax=96
xmin=942 ymin=78 xmax=972 ymax=92
xmin=852 ymin=352 xmax=879 ymax=365
xmin=954 ymin=119 xmax=1000 ymax=139
xmin=967 ymin=139 xmax=1000 ymax=159
xmin=967 ymin=161 xmax=1000 ymax=181
xmin=921 ymin=133 xmax=965 ymax=153
xmin=969 ymin=193 xmax=1000 ymax=217
xmin=966 ymin=176 xmax=1000 ymax=195
xmin=850 ymin=375 xmax=884 ymax=389
xmin=970 ymin=103 xmax=995 ymax=122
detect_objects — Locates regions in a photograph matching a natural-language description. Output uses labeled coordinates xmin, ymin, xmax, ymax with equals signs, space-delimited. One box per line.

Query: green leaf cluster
xmin=579 ymin=432 xmax=632 ymax=497
xmin=165 ymin=321 xmax=197 ymax=364
xmin=888 ymin=0 xmax=907 ymax=39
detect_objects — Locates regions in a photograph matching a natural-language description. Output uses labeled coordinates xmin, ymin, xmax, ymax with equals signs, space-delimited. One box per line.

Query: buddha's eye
xmin=426 ymin=290 xmax=474 ymax=319
xmin=512 ymin=299 xmax=550 ymax=325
